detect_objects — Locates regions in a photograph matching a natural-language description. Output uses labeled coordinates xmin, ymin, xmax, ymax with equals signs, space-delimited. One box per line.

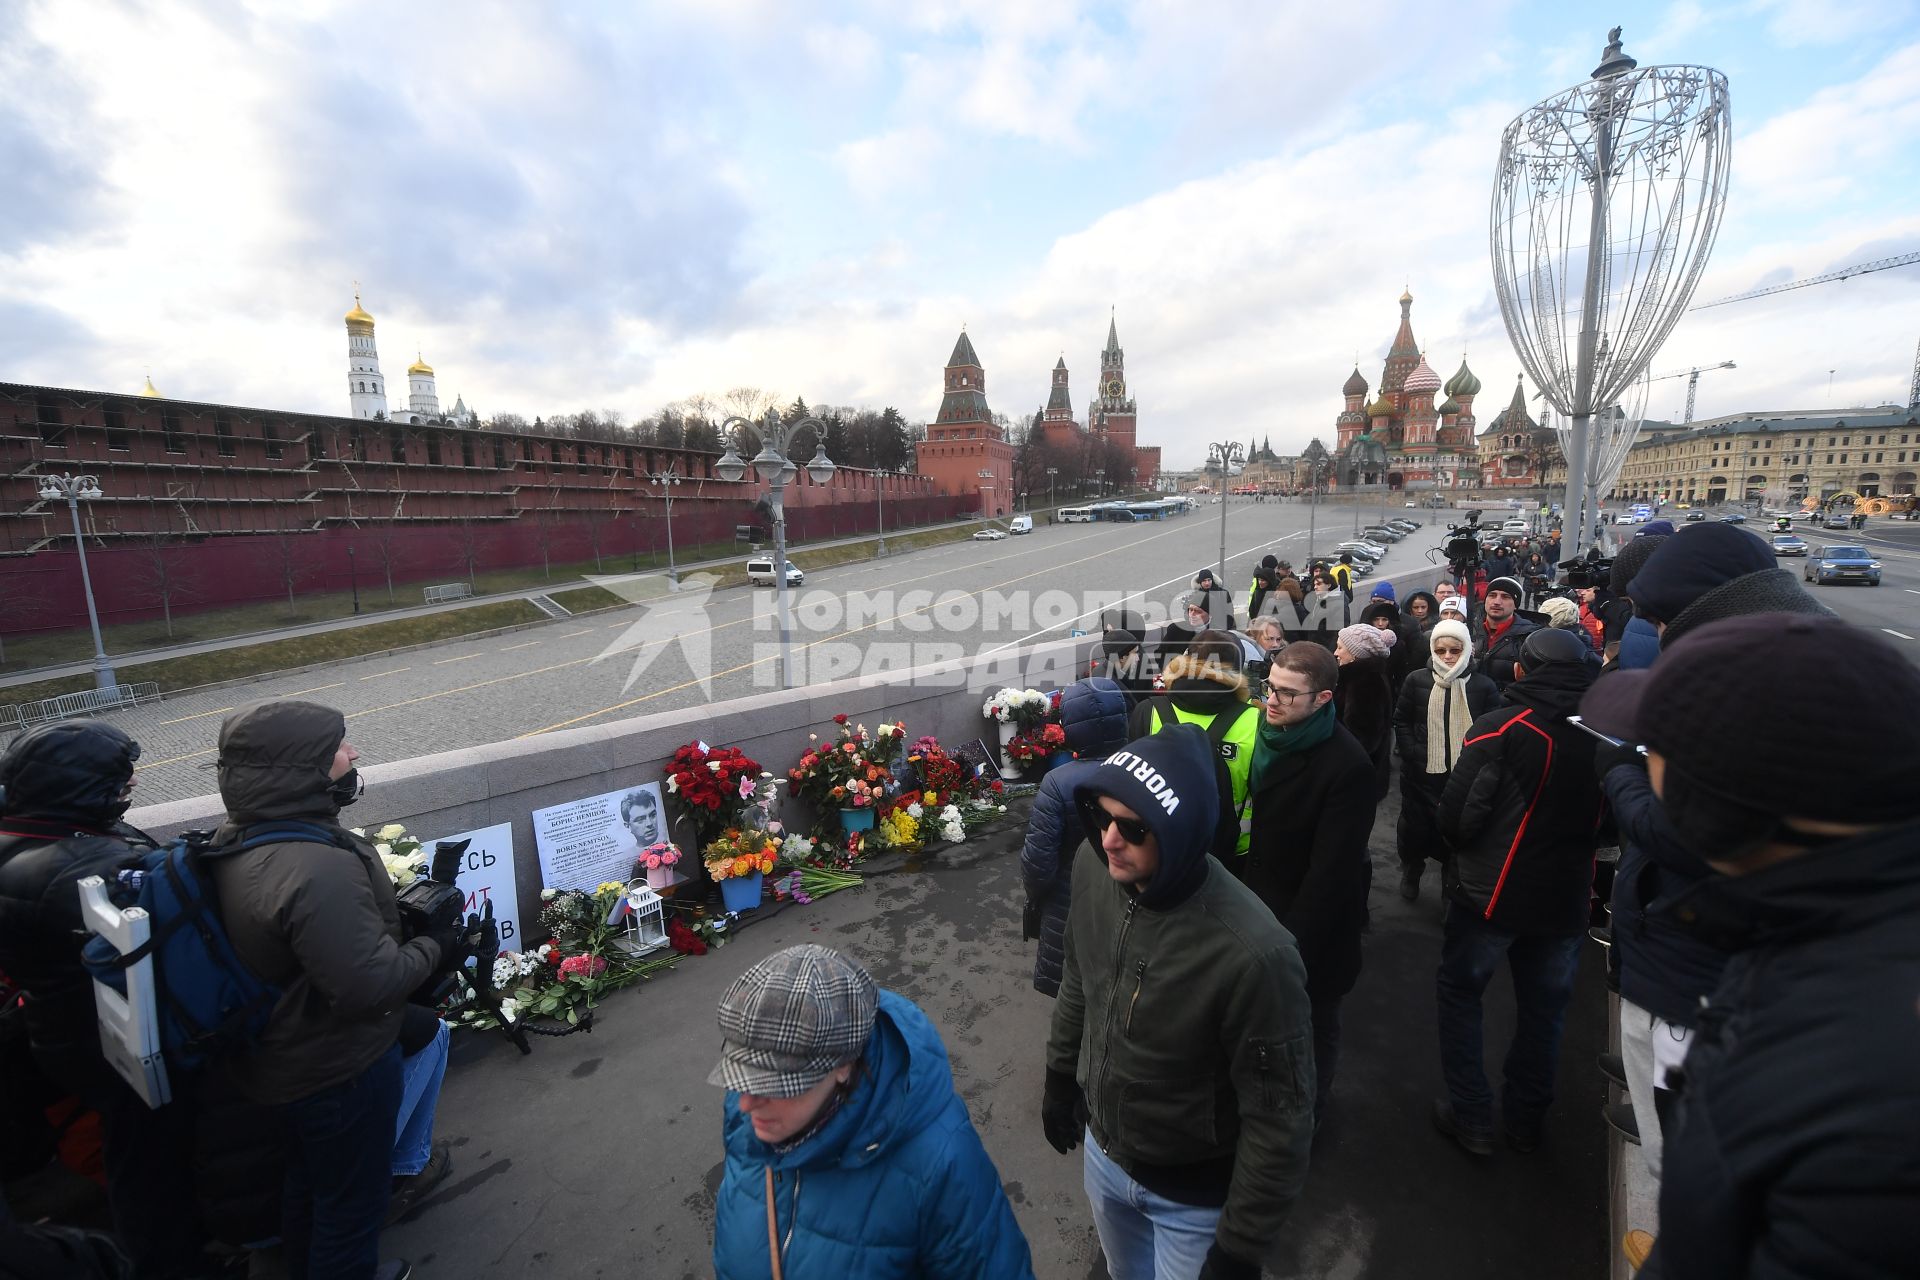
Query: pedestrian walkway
xmin=382 ymin=787 xmax=1605 ymax=1277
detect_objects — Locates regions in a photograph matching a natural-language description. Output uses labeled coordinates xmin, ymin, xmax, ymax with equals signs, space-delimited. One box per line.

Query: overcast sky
xmin=4 ymin=0 xmax=1917 ymax=468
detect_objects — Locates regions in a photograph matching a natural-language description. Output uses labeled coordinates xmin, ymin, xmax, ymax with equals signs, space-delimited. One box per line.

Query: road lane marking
xmin=433 ymin=653 xmax=483 ymax=665
xmin=499 ymin=640 xmax=541 ymax=650
xmin=283 ymin=682 xmax=346 ymax=696
xmin=158 ymin=706 xmax=233 ymax=726
xmin=559 ymin=629 xmax=594 ymax=638
xmin=1883 ymin=629 xmax=1914 ymax=640
xmin=357 ymin=668 xmax=411 ymax=681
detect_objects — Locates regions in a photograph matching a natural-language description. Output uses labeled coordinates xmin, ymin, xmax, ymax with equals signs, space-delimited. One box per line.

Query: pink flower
xmin=558 ymin=954 xmax=608 ymax=980
xmin=739 ymin=776 xmax=756 ymax=800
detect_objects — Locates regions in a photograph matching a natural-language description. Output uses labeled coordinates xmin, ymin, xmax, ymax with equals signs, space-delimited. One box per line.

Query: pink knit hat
xmin=1337 ymin=623 xmax=1395 ymax=662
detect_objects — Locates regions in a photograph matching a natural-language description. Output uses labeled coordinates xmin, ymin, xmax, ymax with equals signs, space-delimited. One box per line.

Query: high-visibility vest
xmin=1147 ymin=697 xmax=1260 ymax=856
xmin=1330 ymin=563 xmax=1353 ymax=593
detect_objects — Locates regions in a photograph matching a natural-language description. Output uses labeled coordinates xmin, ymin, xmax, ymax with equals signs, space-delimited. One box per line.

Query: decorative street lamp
xmin=36 ymin=472 xmax=118 ymax=690
xmin=715 ymin=411 xmax=835 ymax=689
xmin=641 ymin=462 xmax=683 ymax=585
xmin=1207 ymin=441 xmax=1245 ymax=586
xmin=1046 ymin=466 xmax=1058 ymax=512
xmin=1092 ymin=468 xmax=1106 ymax=498
xmin=347 ymin=543 xmax=362 ymax=616
xmin=874 ymin=467 xmax=887 ymax=558
xmin=1301 ymin=439 xmax=1330 ymax=565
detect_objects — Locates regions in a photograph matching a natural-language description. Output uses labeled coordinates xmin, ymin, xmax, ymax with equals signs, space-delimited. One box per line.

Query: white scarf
xmin=1425 ymin=651 xmax=1475 ymax=775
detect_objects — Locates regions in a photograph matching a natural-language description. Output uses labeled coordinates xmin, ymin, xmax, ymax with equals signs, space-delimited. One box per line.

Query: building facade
xmin=1610 ymin=407 xmax=1920 ymax=507
xmin=1333 ymin=290 xmax=1483 ymax=491
xmin=917 ymin=330 xmax=1015 ymax=517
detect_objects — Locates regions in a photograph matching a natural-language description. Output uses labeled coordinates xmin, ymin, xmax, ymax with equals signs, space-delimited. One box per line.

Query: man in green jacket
xmin=1042 ymin=724 xmax=1315 ymax=1280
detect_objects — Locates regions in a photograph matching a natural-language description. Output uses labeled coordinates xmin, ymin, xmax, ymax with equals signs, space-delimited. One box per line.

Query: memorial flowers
xmin=704 ymin=827 xmax=779 ymax=881
xmin=982 ymin=687 xmax=1053 ymax=729
xmin=456 ymin=881 xmax=677 ymax=1032
xmin=788 ymin=717 xmax=907 ymax=830
xmin=369 ymin=823 xmax=428 ymax=888
xmin=665 ymin=741 xmax=763 ymax=842
xmin=1004 ymin=722 xmax=1067 ymax=765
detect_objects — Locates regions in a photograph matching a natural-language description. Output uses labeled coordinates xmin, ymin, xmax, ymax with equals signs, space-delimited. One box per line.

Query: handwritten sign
xmin=423 ymin=822 xmax=522 ymax=948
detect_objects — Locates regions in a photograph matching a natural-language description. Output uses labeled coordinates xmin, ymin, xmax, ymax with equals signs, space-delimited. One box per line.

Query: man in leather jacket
xmin=0 ymin=721 xmax=210 ymax=1278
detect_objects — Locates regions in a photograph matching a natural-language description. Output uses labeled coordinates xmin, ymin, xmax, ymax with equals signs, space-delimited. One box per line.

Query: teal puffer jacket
xmin=712 ymin=991 xmax=1035 ymax=1280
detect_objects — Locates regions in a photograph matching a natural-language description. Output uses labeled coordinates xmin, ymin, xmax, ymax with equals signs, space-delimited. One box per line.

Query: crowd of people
xmin=5 ymin=513 xmax=1918 ymax=1280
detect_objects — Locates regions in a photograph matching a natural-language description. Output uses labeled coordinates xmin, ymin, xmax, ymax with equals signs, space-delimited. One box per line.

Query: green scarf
xmin=1250 ymin=700 xmax=1336 ymax=795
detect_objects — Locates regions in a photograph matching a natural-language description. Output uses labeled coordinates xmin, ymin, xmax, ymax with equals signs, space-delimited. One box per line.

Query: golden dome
xmin=1399 ymin=286 xmax=1414 ymax=304
xmin=344 ymin=291 xmax=375 ymax=327
xmin=139 ymin=374 xmax=162 ymax=398
xmin=407 ymin=352 xmax=433 ymax=376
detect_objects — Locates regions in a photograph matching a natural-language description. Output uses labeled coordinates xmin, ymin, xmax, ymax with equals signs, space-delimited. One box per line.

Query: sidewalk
xmin=0 ymin=515 xmax=990 ymax=691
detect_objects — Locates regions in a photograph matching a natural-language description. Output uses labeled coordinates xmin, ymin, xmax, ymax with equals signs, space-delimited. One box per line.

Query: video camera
xmin=1441 ymin=509 xmax=1484 ymax=574
xmin=394 ymin=838 xmax=532 ymax=1053
xmin=1557 ymin=552 xmax=1614 ymax=590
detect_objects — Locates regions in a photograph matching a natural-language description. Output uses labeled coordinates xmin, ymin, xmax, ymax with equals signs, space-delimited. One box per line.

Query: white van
xmin=1009 ymin=515 xmax=1033 ymax=535
xmin=745 ymin=557 xmax=804 ymax=587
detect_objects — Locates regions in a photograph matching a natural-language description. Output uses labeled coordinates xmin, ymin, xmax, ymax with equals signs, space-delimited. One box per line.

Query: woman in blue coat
xmin=711 ymin=945 xmax=1034 ymax=1280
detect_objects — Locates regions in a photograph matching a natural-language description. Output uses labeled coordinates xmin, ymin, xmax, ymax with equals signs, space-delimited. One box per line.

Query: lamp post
xmin=1301 ymin=440 xmax=1330 ymax=565
xmin=641 ymin=462 xmax=683 ymax=585
xmin=874 ymin=468 xmax=886 ymax=557
xmin=715 ymin=411 xmax=835 ymax=689
xmin=36 ymin=473 xmax=117 ymax=690
xmin=1092 ymin=468 xmax=1105 ymax=499
xmin=1207 ymin=441 xmax=1245 ymax=585
xmin=347 ymin=544 xmax=361 ymax=615
xmin=1046 ymin=466 xmax=1057 ymax=513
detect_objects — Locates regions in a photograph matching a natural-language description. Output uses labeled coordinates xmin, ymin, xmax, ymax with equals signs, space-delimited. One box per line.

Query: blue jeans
xmin=1082 ymin=1131 xmax=1221 ymax=1280
xmin=1435 ymin=903 xmax=1582 ymax=1135
xmin=393 ymin=1020 xmax=449 ymax=1177
xmin=281 ymin=1041 xmax=403 ymax=1280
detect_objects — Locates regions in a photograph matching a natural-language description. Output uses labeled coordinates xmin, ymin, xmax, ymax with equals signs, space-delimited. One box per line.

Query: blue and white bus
xmin=1057 ymin=506 xmax=1096 ymax=523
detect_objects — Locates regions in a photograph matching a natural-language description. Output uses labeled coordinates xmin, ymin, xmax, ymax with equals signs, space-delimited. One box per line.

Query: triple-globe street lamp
xmin=715 ymin=411 xmax=835 ymax=690
xmin=36 ymin=472 xmax=118 ymax=690
xmin=1045 ymin=466 xmax=1058 ymax=513
xmin=641 ymin=462 xmax=683 ymax=585
xmin=1206 ymin=441 xmax=1245 ymax=586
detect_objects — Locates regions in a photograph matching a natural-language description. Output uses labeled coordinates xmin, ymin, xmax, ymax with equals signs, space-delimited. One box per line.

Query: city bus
xmin=1057 ymin=506 xmax=1096 ymax=523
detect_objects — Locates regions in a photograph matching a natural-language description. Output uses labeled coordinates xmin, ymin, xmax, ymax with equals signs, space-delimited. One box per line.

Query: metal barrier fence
xmin=1 ymin=682 xmax=163 ymax=732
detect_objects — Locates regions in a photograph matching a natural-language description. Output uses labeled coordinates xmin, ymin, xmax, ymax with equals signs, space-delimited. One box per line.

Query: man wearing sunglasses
xmin=1043 ymin=723 xmax=1314 ymax=1280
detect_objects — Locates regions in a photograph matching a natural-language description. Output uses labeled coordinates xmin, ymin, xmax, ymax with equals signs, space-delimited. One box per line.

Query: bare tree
xmin=528 ymin=509 xmax=558 ymax=579
xmin=451 ymin=519 xmax=485 ymax=588
xmin=368 ymin=527 xmax=406 ymax=603
xmin=582 ymin=504 xmax=611 ymax=573
xmin=130 ymin=534 xmax=200 ymax=638
xmin=267 ymin=532 xmax=311 ymax=618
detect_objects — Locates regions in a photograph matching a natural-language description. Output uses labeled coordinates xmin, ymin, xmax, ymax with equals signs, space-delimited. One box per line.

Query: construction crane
xmin=1648 ymin=361 xmax=1737 ymax=423
xmin=1689 ymin=251 xmax=1920 ymax=310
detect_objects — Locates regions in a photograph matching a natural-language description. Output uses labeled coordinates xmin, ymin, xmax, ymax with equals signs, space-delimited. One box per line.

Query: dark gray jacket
xmin=204 ymin=702 xmax=440 ymax=1104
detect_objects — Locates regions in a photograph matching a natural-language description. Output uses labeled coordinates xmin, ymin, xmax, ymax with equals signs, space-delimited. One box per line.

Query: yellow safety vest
xmin=1147 ymin=698 xmax=1260 ymax=856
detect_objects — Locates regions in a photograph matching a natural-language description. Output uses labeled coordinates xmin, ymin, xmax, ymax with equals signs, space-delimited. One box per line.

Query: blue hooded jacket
xmin=713 ymin=991 xmax=1034 ymax=1280
xmin=1021 ymin=679 xmax=1131 ymax=996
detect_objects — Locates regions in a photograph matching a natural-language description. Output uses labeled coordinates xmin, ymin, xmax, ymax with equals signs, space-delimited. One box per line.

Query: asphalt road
xmin=1786 ymin=518 xmax=1920 ymax=653
xmin=100 ymin=501 xmax=1465 ymax=804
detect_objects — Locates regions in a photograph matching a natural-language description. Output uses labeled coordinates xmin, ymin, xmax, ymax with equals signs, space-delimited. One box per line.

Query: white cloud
xmin=1731 ymin=40 xmax=1920 ymax=211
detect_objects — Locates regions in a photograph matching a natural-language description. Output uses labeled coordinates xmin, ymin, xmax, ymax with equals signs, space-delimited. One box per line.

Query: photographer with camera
xmin=205 ymin=701 xmax=463 ymax=1280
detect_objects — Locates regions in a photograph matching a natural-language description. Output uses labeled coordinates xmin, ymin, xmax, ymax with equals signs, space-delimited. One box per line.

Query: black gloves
xmin=424 ymin=918 xmax=465 ymax=969
xmin=1593 ymin=740 xmax=1645 ymax=783
xmin=465 ymin=901 xmax=501 ymax=976
xmin=1197 ymin=1242 xmax=1262 ymax=1280
xmin=1022 ymin=898 xmax=1043 ymax=942
xmin=1041 ymin=1068 xmax=1083 ymax=1154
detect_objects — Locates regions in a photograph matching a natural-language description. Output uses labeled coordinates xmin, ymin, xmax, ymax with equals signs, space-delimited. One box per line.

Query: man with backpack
xmin=0 ymin=721 xmax=212 ymax=1279
xmin=205 ymin=700 xmax=460 ymax=1280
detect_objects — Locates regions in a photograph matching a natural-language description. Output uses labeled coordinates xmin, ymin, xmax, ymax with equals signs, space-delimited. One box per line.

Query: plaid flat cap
xmin=708 ymin=945 xmax=877 ymax=1098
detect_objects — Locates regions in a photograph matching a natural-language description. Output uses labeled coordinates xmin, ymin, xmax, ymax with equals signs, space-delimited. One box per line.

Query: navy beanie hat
xmin=1640 ymin=519 xmax=1677 ymax=537
xmin=1075 ymin=723 xmax=1219 ymax=910
xmin=1370 ymin=580 xmax=1397 ymax=602
xmin=1627 ymin=523 xmax=1774 ymax=624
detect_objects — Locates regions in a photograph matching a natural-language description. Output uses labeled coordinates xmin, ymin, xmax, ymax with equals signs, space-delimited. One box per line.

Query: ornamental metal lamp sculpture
xmin=36 ymin=472 xmax=118 ymax=689
xmin=715 ymin=410 xmax=836 ymax=689
xmin=1207 ymin=441 xmax=1244 ymax=585
xmin=1491 ymin=26 xmax=1731 ymax=559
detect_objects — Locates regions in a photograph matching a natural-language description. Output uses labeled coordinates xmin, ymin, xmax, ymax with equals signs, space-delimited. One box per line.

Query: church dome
xmin=1403 ymin=356 xmax=1442 ymax=395
xmin=1445 ymin=358 xmax=1482 ymax=398
xmin=408 ymin=353 xmax=434 ymax=376
xmin=139 ymin=375 xmax=162 ymax=398
xmin=1342 ymin=366 xmax=1369 ymax=397
xmin=345 ymin=294 xmax=375 ymax=327
xmin=1438 ymin=395 xmax=1461 ymax=416
xmin=1367 ymin=392 xmax=1394 ymax=417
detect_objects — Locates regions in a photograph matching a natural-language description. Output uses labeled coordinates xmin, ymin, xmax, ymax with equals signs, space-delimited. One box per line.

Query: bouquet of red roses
xmin=1004 ymin=722 xmax=1067 ymax=765
xmin=665 ymin=742 xmax=762 ymax=844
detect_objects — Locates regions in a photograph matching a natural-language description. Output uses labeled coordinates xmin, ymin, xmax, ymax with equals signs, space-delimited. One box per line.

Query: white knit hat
xmin=1438 ymin=595 xmax=1469 ymax=619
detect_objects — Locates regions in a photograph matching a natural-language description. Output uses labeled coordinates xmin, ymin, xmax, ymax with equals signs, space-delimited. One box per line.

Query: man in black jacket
xmin=1433 ymin=628 xmax=1603 ymax=1155
xmin=0 ymin=722 xmax=209 ymax=1278
xmin=1472 ymin=576 xmax=1538 ymax=694
xmin=1239 ymin=642 xmax=1377 ymax=1121
xmin=1580 ymin=614 xmax=1920 ymax=1278
xmin=1043 ymin=725 xmax=1313 ymax=1280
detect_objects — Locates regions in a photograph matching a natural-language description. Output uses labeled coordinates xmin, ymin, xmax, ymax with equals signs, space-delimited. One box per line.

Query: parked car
xmin=972 ymin=527 xmax=1007 ymax=541
xmin=1389 ymin=518 xmax=1422 ymax=531
xmin=1771 ymin=534 xmax=1809 ymax=557
xmin=1804 ymin=545 xmax=1882 ymax=586
xmin=1361 ymin=526 xmax=1404 ymax=542
xmin=746 ymin=557 xmax=805 ymax=587
xmin=1337 ymin=538 xmax=1387 ymax=558
xmin=1008 ymin=515 xmax=1033 ymax=534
